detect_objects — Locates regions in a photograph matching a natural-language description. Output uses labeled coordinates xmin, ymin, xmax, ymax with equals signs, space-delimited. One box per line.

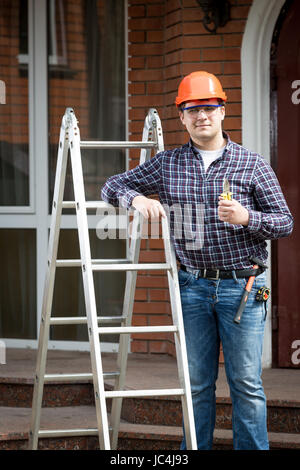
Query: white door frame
xmin=241 ymin=0 xmax=286 ymax=368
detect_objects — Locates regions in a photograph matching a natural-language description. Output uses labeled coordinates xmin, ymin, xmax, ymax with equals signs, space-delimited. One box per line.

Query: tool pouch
xmin=255 ymin=286 xmax=270 ymax=321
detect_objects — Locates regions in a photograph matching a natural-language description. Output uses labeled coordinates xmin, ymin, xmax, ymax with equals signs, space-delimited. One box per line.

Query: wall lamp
xmin=197 ymin=0 xmax=231 ymax=34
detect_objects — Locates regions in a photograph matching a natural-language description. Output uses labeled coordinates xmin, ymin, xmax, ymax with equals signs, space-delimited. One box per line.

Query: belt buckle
xmin=203 ymin=268 xmax=220 ymax=280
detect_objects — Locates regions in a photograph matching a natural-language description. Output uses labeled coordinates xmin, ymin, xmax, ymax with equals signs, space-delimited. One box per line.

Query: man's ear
xmin=219 ymin=106 xmax=225 ymax=122
xmin=179 ymin=109 xmax=186 ymax=126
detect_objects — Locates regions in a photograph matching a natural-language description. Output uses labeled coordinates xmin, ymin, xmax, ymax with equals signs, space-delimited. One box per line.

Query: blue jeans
xmin=179 ymin=268 xmax=269 ymax=450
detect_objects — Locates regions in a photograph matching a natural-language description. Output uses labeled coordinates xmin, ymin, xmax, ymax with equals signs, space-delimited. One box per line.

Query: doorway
xmin=271 ymin=0 xmax=300 ymax=367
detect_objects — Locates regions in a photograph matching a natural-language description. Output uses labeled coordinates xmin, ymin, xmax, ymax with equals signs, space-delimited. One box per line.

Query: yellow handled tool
xmin=221 ymin=178 xmax=233 ymax=200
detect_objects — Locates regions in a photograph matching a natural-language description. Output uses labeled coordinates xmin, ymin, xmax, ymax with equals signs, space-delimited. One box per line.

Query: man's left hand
xmin=218 ymin=197 xmax=249 ymax=226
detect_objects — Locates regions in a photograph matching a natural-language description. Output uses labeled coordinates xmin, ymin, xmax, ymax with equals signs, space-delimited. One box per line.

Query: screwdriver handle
xmin=220 ymin=192 xmax=232 ymax=201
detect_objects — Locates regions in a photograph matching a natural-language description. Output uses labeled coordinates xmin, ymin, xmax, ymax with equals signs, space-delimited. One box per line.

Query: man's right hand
xmin=131 ymin=195 xmax=166 ymax=219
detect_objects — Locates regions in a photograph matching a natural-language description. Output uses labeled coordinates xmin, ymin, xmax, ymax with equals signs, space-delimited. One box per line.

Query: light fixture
xmin=197 ymin=0 xmax=231 ymax=34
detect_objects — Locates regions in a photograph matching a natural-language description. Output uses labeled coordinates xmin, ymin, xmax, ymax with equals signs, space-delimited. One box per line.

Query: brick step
xmin=1 ymin=380 xmax=300 ymax=435
xmin=1 ymin=406 xmax=300 ymax=451
xmin=0 ymin=380 xmax=95 ymax=408
xmin=111 ymin=394 xmax=300 ymax=436
xmin=0 ymin=405 xmax=181 ymax=451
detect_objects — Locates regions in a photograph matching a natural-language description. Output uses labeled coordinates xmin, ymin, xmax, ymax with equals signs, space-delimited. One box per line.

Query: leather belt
xmin=180 ymin=264 xmax=265 ymax=280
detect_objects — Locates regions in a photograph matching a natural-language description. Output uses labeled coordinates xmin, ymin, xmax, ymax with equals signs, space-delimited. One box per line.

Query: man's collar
xmin=188 ymin=131 xmax=231 ymax=152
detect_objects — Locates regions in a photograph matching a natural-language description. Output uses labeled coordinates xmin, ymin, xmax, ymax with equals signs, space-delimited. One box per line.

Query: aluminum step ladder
xmin=28 ymin=107 xmax=197 ymax=450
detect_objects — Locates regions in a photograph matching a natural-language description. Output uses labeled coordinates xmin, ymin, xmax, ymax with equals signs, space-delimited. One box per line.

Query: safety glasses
xmin=182 ymin=104 xmax=222 ymax=117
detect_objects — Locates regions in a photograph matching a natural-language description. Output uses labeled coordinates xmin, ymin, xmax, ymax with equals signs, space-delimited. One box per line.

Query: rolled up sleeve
xmin=246 ymin=157 xmax=294 ymax=240
xmin=101 ymin=153 xmax=162 ymax=209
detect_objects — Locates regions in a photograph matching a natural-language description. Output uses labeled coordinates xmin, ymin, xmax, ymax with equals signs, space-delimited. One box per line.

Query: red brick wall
xmin=128 ymin=0 xmax=253 ymax=355
xmin=0 ymin=0 xmax=90 ymax=145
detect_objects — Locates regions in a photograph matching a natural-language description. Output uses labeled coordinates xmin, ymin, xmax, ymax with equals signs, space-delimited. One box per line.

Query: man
xmin=101 ymin=71 xmax=293 ymax=450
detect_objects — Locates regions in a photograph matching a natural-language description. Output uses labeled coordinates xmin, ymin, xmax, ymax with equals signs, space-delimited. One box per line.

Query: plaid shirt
xmin=101 ymin=133 xmax=293 ymax=270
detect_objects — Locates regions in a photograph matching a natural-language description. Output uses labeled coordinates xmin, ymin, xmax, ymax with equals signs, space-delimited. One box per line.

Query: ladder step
xmin=105 ymin=388 xmax=184 ymax=398
xmin=80 ymin=140 xmax=156 ymax=149
xmin=92 ymin=263 xmax=171 ymax=272
xmin=44 ymin=373 xmax=93 ymax=382
xmin=50 ymin=316 xmax=125 ymax=325
xmin=98 ymin=325 xmax=178 ymax=335
xmin=38 ymin=428 xmax=99 ymax=438
xmin=55 ymin=260 xmax=171 ymax=271
xmin=62 ymin=201 xmax=116 ymax=210
xmin=56 ymin=259 xmax=131 ymax=267
xmin=43 ymin=372 xmax=119 ymax=382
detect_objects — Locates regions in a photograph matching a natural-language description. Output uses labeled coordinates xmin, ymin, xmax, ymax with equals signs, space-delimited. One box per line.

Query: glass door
xmin=0 ymin=0 xmax=127 ymax=351
xmin=48 ymin=0 xmax=127 ymax=346
xmin=0 ymin=0 xmax=36 ymax=343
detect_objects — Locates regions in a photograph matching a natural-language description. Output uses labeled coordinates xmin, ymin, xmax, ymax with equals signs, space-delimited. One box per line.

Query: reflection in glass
xmin=47 ymin=1 xmax=126 ymax=343
xmin=48 ymin=0 xmax=126 ymax=209
xmin=50 ymin=229 xmax=126 ymax=342
xmin=0 ymin=0 xmax=29 ymax=206
xmin=0 ymin=229 xmax=36 ymax=338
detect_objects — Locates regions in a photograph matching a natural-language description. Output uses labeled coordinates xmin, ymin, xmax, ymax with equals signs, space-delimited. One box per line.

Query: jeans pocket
xmin=233 ymin=275 xmax=247 ymax=288
xmin=178 ymin=269 xmax=195 ymax=289
xmin=235 ymin=271 xmax=267 ymax=290
xmin=254 ymin=271 xmax=267 ymax=288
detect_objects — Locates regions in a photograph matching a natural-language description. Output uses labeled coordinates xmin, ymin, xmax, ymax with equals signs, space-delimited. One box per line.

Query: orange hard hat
xmin=175 ymin=71 xmax=227 ymax=107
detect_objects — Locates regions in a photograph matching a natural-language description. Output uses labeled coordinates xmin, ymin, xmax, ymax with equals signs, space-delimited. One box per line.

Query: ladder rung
xmin=56 ymin=259 xmax=131 ymax=267
xmin=49 ymin=316 xmax=125 ymax=325
xmin=43 ymin=372 xmax=119 ymax=382
xmin=105 ymin=388 xmax=184 ymax=398
xmin=56 ymin=259 xmax=82 ymax=267
xmin=92 ymin=263 xmax=171 ymax=272
xmin=98 ymin=325 xmax=177 ymax=335
xmin=80 ymin=140 xmax=156 ymax=149
xmin=38 ymin=428 xmax=99 ymax=438
xmin=61 ymin=201 xmax=115 ymax=210
xmin=56 ymin=261 xmax=170 ymax=270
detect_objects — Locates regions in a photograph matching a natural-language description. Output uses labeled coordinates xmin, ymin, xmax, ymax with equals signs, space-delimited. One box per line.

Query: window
xmin=18 ymin=0 xmax=68 ymax=68
xmin=0 ymin=229 xmax=36 ymax=339
xmin=0 ymin=0 xmax=126 ymax=349
xmin=48 ymin=0 xmax=126 ymax=343
xmin=0 ymin=0 xmax=30 ymax=207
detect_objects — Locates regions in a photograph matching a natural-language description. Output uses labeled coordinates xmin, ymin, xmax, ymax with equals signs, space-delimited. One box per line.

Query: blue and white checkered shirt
xmin=101 ymin=133 xmax=293 ymax=270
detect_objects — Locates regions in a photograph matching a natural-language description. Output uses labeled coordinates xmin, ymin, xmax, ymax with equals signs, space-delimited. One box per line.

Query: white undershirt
xmin=195 ymin=146 xmax=225 ymax=172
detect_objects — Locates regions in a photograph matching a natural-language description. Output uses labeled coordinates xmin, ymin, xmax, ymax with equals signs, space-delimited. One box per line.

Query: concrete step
xmin=1 ymin=349 xmax=300 ymax=448
xmin=0 ymin=406 xmax=182 ymax=451
xmin=1 ymin=406 xmax=300 ymax=451
xmin=1 ymin=379 xmax=300 ymax=435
